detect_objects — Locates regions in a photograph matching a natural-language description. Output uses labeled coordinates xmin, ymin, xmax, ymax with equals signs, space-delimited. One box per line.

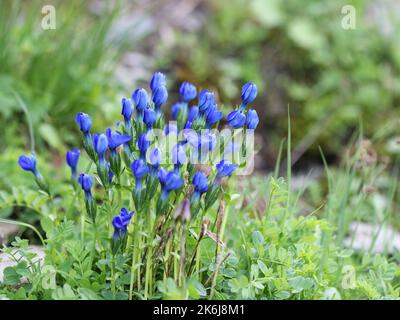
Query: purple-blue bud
xmin=227 ymin=110 xmax=246 ymax=128
xmin=143 ymin=107 xmax=157 ymax=129
xmin=18 ymin=154 xmax=37 ymax=173
xmin=121 ymin=98 xmax=133 ymax=120
xmin=75 ymin=112 xmax=92 ymax=134
xmin=241 ymin=82 xmax=257 ymax=106
xmin=172 ymin=102 xmax=186 ymax=120
xmin=150 ymin=72 xmax=166 ymax=92
xmin=206 ymin=105 xmax=223 ymax=128
xmin=95 ymin=133 xmax=108 ymax=159
xmin=132 ymin=88 xmax=149 ymax=112
xmin=246 ymin=109 xmax=259 ymax=129
xmin=192 ymin=171 xmax=208 ymax=194
xmin=198 ymin=90 xmax=215 ymax=114
xmin=216 ymin=160 xmax=238 ymax=178
xmin=138 ymin=133 xmax=150 ymax=159
xmin=78 ymin=173 xmax=93 ymax=192
xmin=152 ymin=85 xmax=168 ymax=111
xmin=179 ymin=81 xmax=197 ymax=102
xmin=130 ymin=159 xmax=149 ymax=179
xmin=66 ymin=148 xmax=80 ymax=178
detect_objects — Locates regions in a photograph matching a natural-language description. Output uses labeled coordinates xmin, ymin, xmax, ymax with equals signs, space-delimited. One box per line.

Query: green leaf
xmin=252 ymin=230 xmax=264 ymax=246
xmin=3 ymin=267 xmax=22 ymax=285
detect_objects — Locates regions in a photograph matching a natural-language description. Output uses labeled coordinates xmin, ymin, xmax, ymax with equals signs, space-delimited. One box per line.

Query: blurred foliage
xmin=157 ymin=0 xmax=400 ymax=164
xmin=0 ymin=0 xmax=129 ymax=151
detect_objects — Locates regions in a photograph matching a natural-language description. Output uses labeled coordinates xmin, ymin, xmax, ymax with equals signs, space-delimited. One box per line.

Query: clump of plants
xmin=0 ymin=72 xmax=261 ymax=299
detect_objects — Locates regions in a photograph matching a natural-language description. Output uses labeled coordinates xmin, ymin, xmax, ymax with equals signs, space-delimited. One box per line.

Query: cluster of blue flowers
xmin=18 ymin=71 xmax=259 ymax=251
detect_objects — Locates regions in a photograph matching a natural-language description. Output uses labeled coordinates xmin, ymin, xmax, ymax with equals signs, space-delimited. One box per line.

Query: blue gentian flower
xmin=149 ymin=148 xmax=160 ymax=171
xmin=18 ymin=154 xmax=37 ymax=174
xmin=143 ymin=107 xmax=157 ymax=130
xmin=106 ymin=128 xmax=131 ymax=151
xmin=187 ymin=107 xmax=199 ymax=123
xmin=132 ymin=88 xmax=148 ymax=114
xmin=94 ymin=133 xmax=109 ymax=187
xmin=106 ymin=128 xmax=130 ymax=177
xmin=198 ymin=90 xmax=215 ymax=114
xmin=179 ymin=81 xmax=197 ymax=102
xmin=66 ymin=148 xmax=80 ymax=180
xmin=216 ymin=160 xmax=238 ymax=179
xmin=75 ymin=112 xmax=92 ymax=134
xmin=172 ymin=144 xmax=186 ymax=171
xmin=19 ymin=154 xmax=49 ymax=194
xmin=131 ymin=159 xmax=149 ymax=193
xmin=246 ymin=109 xmax=259 ymax=129
xmin=138 ymin=133 xmax=150 ymax=159
xmin=152 ymin=85 xmax=168 ymax=113
xmin=121 ymin=98 xmax=133 ymax=130
xmin=172 ymin=102 xmax=186 ymax=120
xmin=78 ymin=174 xmax=96 ymax=221
xmin=241 ymin=82 xmax=257 ymax=107
xmin=150 ymin=72 xmax=166 ymax=92
xmin=192 ymin=171 xmax=208 ymax=198
xmin=158 ymin=168 xmax=183 ymax=200
xmin=78 ymin=173 xmax=93 ymax=193
xmin=95 ymin=133 xmax=108 ymax=161
xmin=227 ymin=110 xmax=246 ymax=128
xmin=112 ymin=208 xmax=134 ymax=242
xmin=205 ymin=105 xmax=223 ymax=128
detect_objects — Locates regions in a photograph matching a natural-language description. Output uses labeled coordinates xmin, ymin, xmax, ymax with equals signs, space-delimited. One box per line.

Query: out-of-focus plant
xmin=158 ymin=0 xmax=400 ymax=164
xmin=0 ymin=1 xmax=129 ymax=151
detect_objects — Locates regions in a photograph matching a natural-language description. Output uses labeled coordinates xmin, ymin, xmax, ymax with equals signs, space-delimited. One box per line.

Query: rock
xmin=0 ymin=223 xmax=18 ymax=245
xmin=0 ymin=245 xmax=45 ymax=282
xmin=344 ymin=222 xmax=400 ymax=254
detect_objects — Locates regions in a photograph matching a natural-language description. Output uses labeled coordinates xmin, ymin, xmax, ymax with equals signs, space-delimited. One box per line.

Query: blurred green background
xmin=0 ymin=0 xmax=399 ymax=190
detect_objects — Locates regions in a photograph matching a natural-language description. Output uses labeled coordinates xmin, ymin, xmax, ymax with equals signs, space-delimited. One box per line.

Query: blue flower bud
xmin=149 ymin=148 xmax=160 ymax=169
xmin=66 ymin=148 xmax=80 ymax=179
xmin=112 ymin=208 xmax=134 ymax=242
xmin=78 ymin=173 xmax=93 ymax=192
xmin=132 ymin=88 xmax=149 ymax=112
xmin=18 ymin=154 xmax=37 ymax=174
xmin=172 ymin=144 xmax=186 ymax=169
xmin=130 ymin=159 xmax=149 ymax=180
xmin=205 ymin=105 xmax=223 ymax=128
xmin=121 ymin=97 xmax=133 ymax=121
xmin=95 ymin=133 xmax=108 ymax=160
xmin=131 ymin=159 xmax=149 ymax=193
xmin=138 ymin=133 xmax=150 ymax=159
xmin=106 ymin=128 xmax=131 ymax=151
xmin=241 ymin=82 xmax=257 ymax=106
xmin=192 ymin=171 xmax=208 ymax=194
xmin=150 ymin=72 xmax=166 ymax=92
xmin=246 ymin=109 xmax=259 ymax=129
xmin=216 ymin=160 xmax=238 ymax=178
xmin=158 ymin=168 xmax=183 ymax=195
xmin=227 ymin=110 xmax=246 ymax=128
xmin=75 ymin=112 xmax=92 ymax=134
xmin=152 ymin=85 xmax=168 ymax=112
xmin=143 ymin=107 xmax=157 ymax=130
xmin=179 ymin=81 xmax=197 ymax=102
xmin=198 ymin=90 xmax=215 ymax=114
xmin=172 ymin=102 xmax=186 ymax=120
xmin=187 ymin=107 xmax=199 ymax=122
